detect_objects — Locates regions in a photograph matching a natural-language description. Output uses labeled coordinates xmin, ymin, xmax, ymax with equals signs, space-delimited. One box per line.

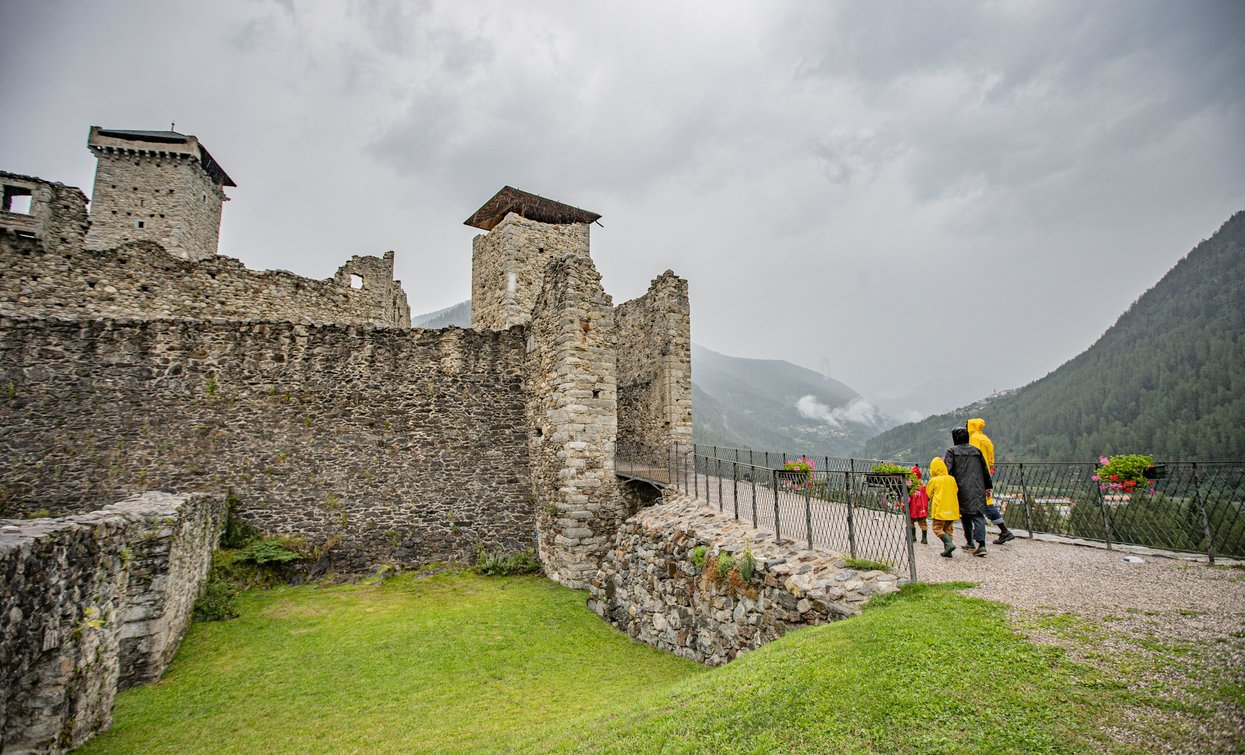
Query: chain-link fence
xmin=687 ymin=445 xmax=1245 ymax=563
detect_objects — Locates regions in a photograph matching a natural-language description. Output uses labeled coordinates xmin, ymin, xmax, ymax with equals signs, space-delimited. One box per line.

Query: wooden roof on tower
xmin=463 ymin=186 xmax=601 ymax=231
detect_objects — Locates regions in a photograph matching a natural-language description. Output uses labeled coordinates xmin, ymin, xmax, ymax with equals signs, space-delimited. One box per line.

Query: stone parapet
xmin=1 ymin=235 xmax=410 ymax=328
xmin=0 ymin=492 xmax=224 ymax=753
xmin=588 ymin=493 xmax=905 ymax=665
xmin=0 ymin=171 xmax=90 ymax=254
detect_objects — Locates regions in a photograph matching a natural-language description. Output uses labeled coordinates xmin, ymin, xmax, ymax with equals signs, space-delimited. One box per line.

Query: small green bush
xmin=738 ymin=545 xmax=756 ymax=582
xmin=193 ymin=576 xmax=238 ymax=621
xmin=475 ymin=545 xmax=542 ymax=576
xmin=239 ymin=540 xmax=303 ymax=566
xmin=717 ymin=553 xmax=736 ymax=581
xmin=691 ymin=545 xmax=707 ymax=571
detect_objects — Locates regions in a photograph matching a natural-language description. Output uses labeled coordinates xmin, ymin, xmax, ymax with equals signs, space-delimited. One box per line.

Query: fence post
xmin=751 ymin=468 xmax=759 ymax=528
xmin=804 ymin=480 xmax=813 ymax=550
xmin=1093 ymin=464 xmax=1114 ymax=550
xmin=1018 ymin=463 xmax=1035 ymax=539
xmin=845 ymin=470 xmax=857 ymax=558
xmin=902 ymin=481 xmax=918 ymax=583
xmin=693 ymin=453 xmax=699 ymax=499
xmin=716 ymin=458 xmax=723 ymax=512
xmin=772 ymin=468 xmax=782 ymax=543
xmin=732 ymin=462 xmax=740 ymax=521
xmin=1192 ymin=462 xmax=1216 ymax=565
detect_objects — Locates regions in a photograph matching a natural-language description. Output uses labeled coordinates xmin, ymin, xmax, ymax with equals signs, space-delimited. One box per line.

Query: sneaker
xmin=973 ymin=546 xmax=988 ymax=557
xmin=994 ymin=531 xmax=1016 ymax=545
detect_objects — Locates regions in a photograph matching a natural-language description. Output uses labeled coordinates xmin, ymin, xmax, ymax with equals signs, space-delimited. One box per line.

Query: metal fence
xmin=686 ymin=445 xmax=1245 ymax=563
xmin=616 ymin=443 xmax=919 ymax=581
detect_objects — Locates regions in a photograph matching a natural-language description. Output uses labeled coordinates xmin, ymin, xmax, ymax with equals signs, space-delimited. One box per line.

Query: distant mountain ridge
xmin=863 ymin=210 xmax=1245 ymax=462
xmin=411 ymin=300 xmax=472 ymax=329
xmin=406 ymin=300 xmax=889 ymax=456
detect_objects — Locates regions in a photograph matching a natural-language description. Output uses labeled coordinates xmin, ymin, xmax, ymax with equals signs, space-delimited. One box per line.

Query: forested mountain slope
xmin=863 ymin=211 xmax=1245 ymax=462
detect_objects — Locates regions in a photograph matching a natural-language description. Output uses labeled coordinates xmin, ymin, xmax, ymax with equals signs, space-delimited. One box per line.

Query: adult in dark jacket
xmin=944 ymin=427 xmax=993 ymax=556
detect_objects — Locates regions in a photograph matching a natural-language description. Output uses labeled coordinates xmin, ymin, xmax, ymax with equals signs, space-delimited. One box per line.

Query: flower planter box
xmin=775 ymin=470 xmax=809 ymax=483
xmin=865 ymin=473 xmax=908 ymax=488
xmin=1142 ymin=464 xmax=1167 ymax=480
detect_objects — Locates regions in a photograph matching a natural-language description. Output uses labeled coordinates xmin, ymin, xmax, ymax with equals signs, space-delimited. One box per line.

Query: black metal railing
xmin=686 ymin=445 xmax=1245 ymax=563
xmin=617 ymin=443 xmax=919 ymax=581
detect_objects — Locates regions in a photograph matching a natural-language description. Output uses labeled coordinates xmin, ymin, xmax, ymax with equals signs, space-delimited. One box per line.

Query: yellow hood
xmin=968 ymin=418 xmax=986 ymax=435
xmin=930 ymin=457 xmax=948 ymax=477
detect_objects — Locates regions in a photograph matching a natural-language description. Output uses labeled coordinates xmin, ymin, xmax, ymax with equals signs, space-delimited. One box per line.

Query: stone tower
xmin=85 ymin=126 xmax=235 ymax=261
xmin=466 ymin=186 xmax=600 ymax=330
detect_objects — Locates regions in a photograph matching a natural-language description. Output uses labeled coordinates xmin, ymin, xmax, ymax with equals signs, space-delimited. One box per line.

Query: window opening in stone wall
xmin=2 ymin=186 xmax=33 ymax=215
xmin=349 ymin=274 xmax=364 ymax=290
xmin=135 ymin=220 xmax=145 ymax=229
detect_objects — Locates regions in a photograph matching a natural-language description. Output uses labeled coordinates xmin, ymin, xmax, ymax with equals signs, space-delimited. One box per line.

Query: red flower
xmin=1109 ymin=475 xmax=1119 ymax=482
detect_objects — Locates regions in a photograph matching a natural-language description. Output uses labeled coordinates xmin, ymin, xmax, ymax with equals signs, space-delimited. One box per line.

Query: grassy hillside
xmin=865 ymin=210 xmax=1245 ymax=462
xmin=79 ymin=570 xmax=1211 ymax=754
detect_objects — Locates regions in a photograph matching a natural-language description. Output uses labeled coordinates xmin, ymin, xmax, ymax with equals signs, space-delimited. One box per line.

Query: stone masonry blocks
xmin=1 ymin=234 xmax=411 ymax=328
xmin=525 ymin=254 xmax=623 ymax=589
xmin=0 ymin=492 xmax=225 ymax=753
xmin=86 ymin=150 xmax=226 ymax=261
xmin=615 ymin=270 xmax=693 ymax=461
xmin=588 ymin=493 xmax=905 ymax=665
xmin=0 ymin=316 xmax=534 ymax=573
xmin=471 ymin=213 xmax=590 ymax=330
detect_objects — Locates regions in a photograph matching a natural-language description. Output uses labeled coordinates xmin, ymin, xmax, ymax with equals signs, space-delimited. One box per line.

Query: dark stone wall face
xmin=0 ymin=317 xmax=535 ymax=571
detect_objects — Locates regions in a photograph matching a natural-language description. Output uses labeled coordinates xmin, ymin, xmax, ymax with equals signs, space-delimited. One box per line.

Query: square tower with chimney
xmin=85 ymin=126 xmax=235 ymax=260
xmin=466 ymin=186 xmax=600 ymax=330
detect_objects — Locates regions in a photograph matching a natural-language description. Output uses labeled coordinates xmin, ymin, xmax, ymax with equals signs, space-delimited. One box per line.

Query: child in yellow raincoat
xmin=926 ymin=456 xmax=960 ymax=557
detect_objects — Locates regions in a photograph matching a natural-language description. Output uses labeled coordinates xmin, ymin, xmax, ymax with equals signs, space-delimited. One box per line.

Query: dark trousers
xmin=961 ymin=513 xmax=986 ymax=546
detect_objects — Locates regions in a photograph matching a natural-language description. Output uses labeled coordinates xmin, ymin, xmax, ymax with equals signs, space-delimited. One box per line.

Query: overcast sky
xmin=2 ymin=0 xmax=1242 ymax=418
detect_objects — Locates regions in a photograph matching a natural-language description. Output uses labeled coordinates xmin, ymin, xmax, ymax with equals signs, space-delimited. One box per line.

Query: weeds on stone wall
xmin=738 ymin=544 xmax=756 ymax=582
xmin=843 ymin=556 xmax=891 ymax=572
xmin=691 ymin=545 xmax=707 ymax=571
xmin=699 ymin=550 xmax=760 ymax=600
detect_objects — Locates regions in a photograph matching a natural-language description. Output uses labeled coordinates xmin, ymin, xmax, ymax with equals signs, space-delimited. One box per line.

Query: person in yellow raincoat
xmin=968 ymin=418 xmax=1015 ymax=545
xmin=925 ymin=456 xmax=960 ymax=557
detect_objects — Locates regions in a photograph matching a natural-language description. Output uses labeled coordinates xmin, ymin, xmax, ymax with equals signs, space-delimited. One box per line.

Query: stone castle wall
xmin=85 ymin=149 xmax=226 ymax=261
xmin=0 ymin=492 xmax=224 ymax=753
xmin=471 ymin=214 xmax=590 ymax=330
xmin=588 ymin=493 xmax=904 ymax=665
xmin=524 ymin=255 xmax=624 ymax=588
xmin=0 ymin=316 xmax=533 ymax=571
xmin=615 ymin=270 xmax=693 ymax=459
xmin=1 ymin=171 xmax=90 ymax=253
xmin=1 ymin=234 xmax=411 ymax=328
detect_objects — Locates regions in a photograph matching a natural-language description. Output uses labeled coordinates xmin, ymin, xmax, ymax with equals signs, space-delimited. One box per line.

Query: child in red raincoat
xmin=908 ymin=464 xmax=930 ymax=544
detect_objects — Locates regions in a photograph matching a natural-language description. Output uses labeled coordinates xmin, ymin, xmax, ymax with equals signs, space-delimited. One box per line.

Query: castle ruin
xmin=1 ymin=125 xmax=693 ymax=750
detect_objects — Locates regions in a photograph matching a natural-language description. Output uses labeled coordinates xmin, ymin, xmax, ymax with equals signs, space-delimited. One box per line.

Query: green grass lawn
xmin=82 ymin=570 xmax=1151 ymax=753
